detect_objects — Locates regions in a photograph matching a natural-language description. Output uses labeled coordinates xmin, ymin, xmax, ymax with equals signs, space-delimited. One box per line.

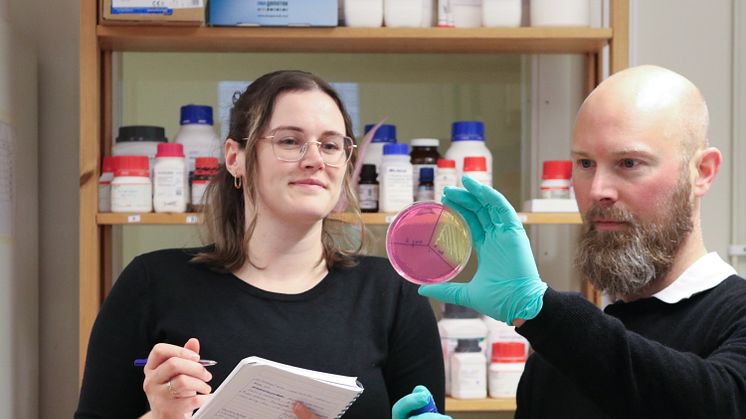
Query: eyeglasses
xmin=252 ymin=129 xmax=357 ymax=167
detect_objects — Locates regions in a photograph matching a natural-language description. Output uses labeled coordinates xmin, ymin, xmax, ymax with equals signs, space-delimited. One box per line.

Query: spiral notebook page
xmin=192 ymin=357 xmax=363 ymax=419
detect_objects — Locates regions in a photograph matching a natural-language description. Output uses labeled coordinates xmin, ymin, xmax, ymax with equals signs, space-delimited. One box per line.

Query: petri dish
xmin=386 ymin=201 xmax=472 ymax=285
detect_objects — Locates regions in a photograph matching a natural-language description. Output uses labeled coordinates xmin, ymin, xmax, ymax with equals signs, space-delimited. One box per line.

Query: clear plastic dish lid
xmin=386 ymin=201 xmax=472 ymax=285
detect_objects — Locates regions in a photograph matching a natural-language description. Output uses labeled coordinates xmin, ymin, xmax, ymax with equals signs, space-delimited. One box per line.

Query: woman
xmin=75 ymin=70 xmax=445 ymax=418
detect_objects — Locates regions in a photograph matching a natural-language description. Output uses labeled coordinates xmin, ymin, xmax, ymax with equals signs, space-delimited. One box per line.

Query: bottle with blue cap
xmin=174 ymin=104 xmax=223 ymax=177
xmin=379 ymin=143 xmax=413 ymax=212
xmin=443 ymin=121 xmax=493 ymax=187
xmin=361 ymin=123 xmax=397 ymax=176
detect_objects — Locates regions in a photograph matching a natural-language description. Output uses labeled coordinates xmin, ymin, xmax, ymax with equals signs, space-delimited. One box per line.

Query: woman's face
xmin=252 ymin=90 xmax=348 ymax=224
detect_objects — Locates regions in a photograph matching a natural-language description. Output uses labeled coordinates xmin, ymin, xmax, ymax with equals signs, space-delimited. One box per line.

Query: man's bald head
xmin=576 ymin=65 xmax=709 ymax=159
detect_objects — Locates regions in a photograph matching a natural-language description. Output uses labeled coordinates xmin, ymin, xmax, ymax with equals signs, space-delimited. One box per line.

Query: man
xmin=393 ymin=65 xmax=746 ymax=418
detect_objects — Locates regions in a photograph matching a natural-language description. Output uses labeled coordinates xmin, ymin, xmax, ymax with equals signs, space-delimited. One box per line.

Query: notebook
xmin=192 ymin=356 xmax=364 ymax=419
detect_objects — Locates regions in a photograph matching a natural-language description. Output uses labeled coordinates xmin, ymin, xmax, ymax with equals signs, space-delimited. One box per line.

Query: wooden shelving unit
xmin=446 ymin=396 xmax=516 ymax=412
xmin=96 ymin=211 xmax=582 ymax=225
xmin=79 ymin=0 xmax=628 ymax=413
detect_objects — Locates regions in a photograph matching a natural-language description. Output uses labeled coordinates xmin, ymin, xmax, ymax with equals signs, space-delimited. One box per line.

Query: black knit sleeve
xmin=382 ymin=281 xmax=446 ymax=413
xmin=75 ymin=256 xmax=153 ymax=419
xmin=516 ymin=285 xmax=746 ymax=418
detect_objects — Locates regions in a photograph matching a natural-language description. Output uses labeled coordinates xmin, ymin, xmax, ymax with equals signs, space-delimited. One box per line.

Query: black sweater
xmin=515 ymin=275 xmax=746 ymax=418
xmin=75 ymin=248 xmax=445 ymax=418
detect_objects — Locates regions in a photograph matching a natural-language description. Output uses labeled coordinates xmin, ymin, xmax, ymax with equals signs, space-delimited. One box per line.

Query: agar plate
xmin=385 ymin=201 xmax=472 ymax=285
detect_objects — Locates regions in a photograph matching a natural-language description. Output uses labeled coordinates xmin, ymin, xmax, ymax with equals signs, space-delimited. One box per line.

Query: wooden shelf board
xmin=97 ymin=25 xmax=612 ymax=54
xmin=96 ymin=211 xmax=581 ymax=225
xmin=445 ymin=396 xmax=516 ymax=412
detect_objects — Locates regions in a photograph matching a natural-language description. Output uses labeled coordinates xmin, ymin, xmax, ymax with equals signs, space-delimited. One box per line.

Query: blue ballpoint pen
xmin=133 ymin=358 xmax=217 ymax=367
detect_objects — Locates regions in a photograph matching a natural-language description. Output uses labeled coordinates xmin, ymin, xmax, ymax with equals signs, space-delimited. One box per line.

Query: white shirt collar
xmin=653 ymin=252 xmax=737 ymax=304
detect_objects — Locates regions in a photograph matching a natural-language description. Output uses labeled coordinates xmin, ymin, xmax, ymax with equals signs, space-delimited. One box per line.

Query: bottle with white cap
xmin=444 ymin=121 xmax=493 ymax=186
xmin=379 ymin=143 xmax=413 ymax=212
xmin=361 ymin=124 xmax=397 ymax=177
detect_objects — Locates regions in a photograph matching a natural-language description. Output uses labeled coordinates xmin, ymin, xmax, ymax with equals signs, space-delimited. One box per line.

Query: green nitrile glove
xmin=392 ymin=386 xmax=451 ymax=419
xmin=419 ymin=175 xmax=548 ymax=325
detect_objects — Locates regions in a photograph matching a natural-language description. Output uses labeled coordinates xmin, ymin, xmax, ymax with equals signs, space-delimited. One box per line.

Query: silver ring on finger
xmin=166 ymin=380 xmax=179 ymax=398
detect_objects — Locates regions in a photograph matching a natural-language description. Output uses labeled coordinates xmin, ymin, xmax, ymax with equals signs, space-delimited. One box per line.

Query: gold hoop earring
xmin=233 ymin=175 xmax=242 ymax=189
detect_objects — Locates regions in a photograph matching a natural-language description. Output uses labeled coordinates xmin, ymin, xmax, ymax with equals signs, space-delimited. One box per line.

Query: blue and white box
xmin=209 ymin=0 xmax=338 ymax=27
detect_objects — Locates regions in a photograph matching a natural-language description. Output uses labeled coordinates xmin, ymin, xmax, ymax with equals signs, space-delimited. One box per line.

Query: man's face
xmin=571 ymin=97 xmax=695 ymax=297
xmin=574 ymin=169 xmax=693 ymax=297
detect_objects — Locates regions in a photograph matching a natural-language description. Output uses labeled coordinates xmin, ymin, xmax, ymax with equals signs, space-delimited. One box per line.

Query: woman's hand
xmin=292 ymin=402 xmax=320 ymax=419
xmin=141 ymin=338 xmax=213 ymax=419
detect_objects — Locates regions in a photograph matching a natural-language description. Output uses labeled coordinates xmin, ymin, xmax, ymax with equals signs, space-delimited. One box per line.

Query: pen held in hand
xmin=133 ymin=358 xmax=217 ymax=367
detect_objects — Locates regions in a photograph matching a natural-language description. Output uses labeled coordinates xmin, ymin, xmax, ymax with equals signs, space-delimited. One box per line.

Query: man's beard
xmin=574 ymin=176 xmax=694 ymax=298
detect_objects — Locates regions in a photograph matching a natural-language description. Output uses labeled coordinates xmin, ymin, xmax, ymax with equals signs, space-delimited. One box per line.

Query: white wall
xmin=633 ymin=0 xmax=736 ymax=260
xmin=0 ymin=12 xmax=39 ymax=419
xmin=9 ymin=0 xmax=79 ymax=417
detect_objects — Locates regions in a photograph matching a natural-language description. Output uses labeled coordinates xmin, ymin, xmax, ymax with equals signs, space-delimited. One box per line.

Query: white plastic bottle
xmin=98 ymin=156 xmax=115 ymax=212
xmin=174 ymin=104 xmax=223 ymax=176
xmin=438 ymin=304 xmax=488 ymax=396
xmin=482 ymin=315 xmax=529 ymax=364
xmin=379 ymin=143 xmax=413 ymax=212
xmin=345 ymin=0 xmax=383 ymax=27
xmin=153 ymin=143 xmax=188 ymax=213
xmin=361 ymin=124 xmax=397 ymax=177
xmin=451 ymin=0 xmax=482 ymax=28
xmin=112 ymin=125 xmax=167 ymax=179
xmin=111 ymin=155 xmax=152 ymax=213
xmin=444 ymin=121 xmax=493 ymax=186
xmin=482 ymin=0 xmax=521 ymax=27
xmin=434 ymin=159 xmax=457 ymax=203
xmin=540 ymin=160 xmax=573 ymax=199
xmin=530 ymin=0 xmax=590 ymax=27
xmin=462 ymin=156 xmax=491 ymax=186
xmin=451 ymin=338 xmax=487 ymax=399
xmin=384 ymin=0 xmax=423 ymax=27
xmin=488 ymin=341 xmax=526 ymax=398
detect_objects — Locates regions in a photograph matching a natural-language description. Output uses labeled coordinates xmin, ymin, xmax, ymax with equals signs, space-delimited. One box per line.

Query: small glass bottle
xmin=358 ymin=164 xmax=379 ymax=213
xmin=410 ymin=138 xmax=440 ymax=197
xmin=415 ymin=167 xmax=435 ymax=202
xmin=190 ymin=157 xmax=219 ymax=211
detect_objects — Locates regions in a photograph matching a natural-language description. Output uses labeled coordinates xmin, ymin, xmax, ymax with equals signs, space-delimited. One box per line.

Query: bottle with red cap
xmin=98 ymin=156 xmax=116 ymax=212
xmin=153 ymin=143 xmax=188 ymax=213
xmin=462 ymin=156 xmax=491 ymax=187
xmin=111 ymin=155 xmax=152 ymax=213
xmin=488 ymin=341 xmax=527 ymax=398
xmin=191 ymin=157 xmax=219 ymax=211
xmin=540 ymin=160 xmax=573 ymax=199
xmin=434 ymin=159 xmax=457 ymax=203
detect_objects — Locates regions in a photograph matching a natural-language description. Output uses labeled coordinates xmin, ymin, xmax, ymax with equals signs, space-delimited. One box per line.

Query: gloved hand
xmin=392 ymin=386 xmax=451 ymax=419
xmin=419 ymin=175 xmax=548 ymax=325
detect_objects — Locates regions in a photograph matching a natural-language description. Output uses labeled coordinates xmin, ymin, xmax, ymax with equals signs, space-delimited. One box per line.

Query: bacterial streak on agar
xmin=386 ymin=202 xmax=472 ymax=285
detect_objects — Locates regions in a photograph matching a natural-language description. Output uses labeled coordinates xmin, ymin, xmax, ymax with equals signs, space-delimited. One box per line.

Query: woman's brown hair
xmin=192 ymin=70 xmax=364 ymax=272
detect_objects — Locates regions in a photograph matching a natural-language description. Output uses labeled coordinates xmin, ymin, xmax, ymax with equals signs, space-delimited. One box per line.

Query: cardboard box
xmin=209 ymin=0 xmax=338 ymax=27
xmin=101 ymin=0 xmax=205 ymax=25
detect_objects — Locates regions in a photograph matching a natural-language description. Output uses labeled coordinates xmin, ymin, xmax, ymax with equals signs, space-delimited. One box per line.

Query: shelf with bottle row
xmin=95 ymin=211 xmax=581 ymax=225
xmin=96 ymin=25 xmax=613 ymax=54
xmin=446 ymin=396 xmax=516 ymax=412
